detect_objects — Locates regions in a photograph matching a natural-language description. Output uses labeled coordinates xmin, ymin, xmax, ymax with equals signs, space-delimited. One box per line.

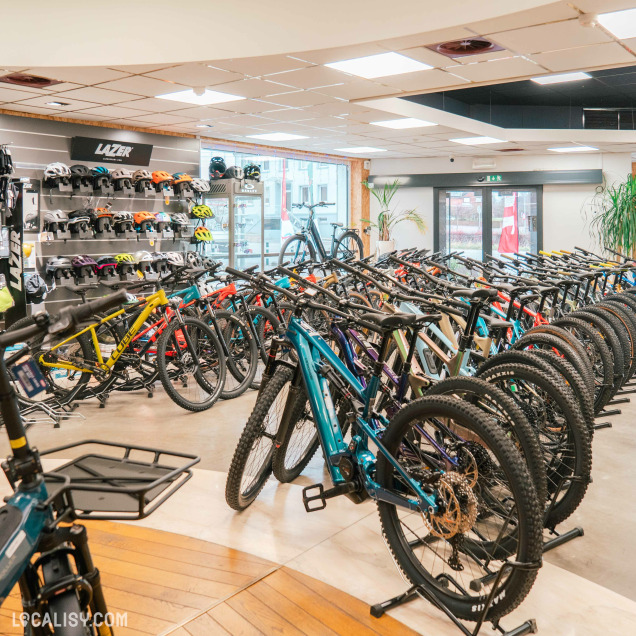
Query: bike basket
xmin=41 ymin=440 xmax=199 ymax=520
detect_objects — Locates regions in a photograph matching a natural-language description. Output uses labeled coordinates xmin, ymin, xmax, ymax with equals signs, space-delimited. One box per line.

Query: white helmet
xmin=44 ymin=162 xmax=71 ymax=178
xmin=111 ymin=168 xmax=134 ymax=180
xmin=132 ymin=169 xmax=152 ymax=182
xmin=191 ymin=178 xmax=210 ymax=192
xmin=166 ymin=252 xmax=184 ymax=266
xmin=134 ymin=250 xmax=153 ymax=263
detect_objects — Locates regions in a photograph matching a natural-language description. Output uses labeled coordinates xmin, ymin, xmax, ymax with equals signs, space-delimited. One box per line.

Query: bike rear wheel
xmin=333 ymin=230 xmax=364 ymax=261
xmin=279 ymin=234 xmax=316 ymax=266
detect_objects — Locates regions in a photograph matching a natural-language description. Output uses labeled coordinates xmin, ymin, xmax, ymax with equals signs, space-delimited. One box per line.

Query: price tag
xmin=12 ymin=359 xmax=48 ymax=397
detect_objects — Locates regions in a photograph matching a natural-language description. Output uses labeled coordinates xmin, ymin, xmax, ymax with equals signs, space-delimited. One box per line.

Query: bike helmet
xmin=70 ymin=164 xmax=91 ymax=188
xmin=113 ymin=211 xmax=133 ymax=224
xmin=134 ymin=250 xmax=153 ymax=263
xmin=243 ymin=164 xmax=261 ymax=181
xmin=96 ymin=255 xmax=118 ymax=270
xmin=223 ymin=165 xmax=243 ymax=180
xmin=166 ymin=252 xmax=185 ymax=266
xmin=194 ymin=226 xmax=213 ymax=241
xmin=46 ymin=256 xmax=72 ymax=278
xmin=209 ymin=156 xmax=226 ymax=179
xmin=111 ymin=168 xmax=134 ymax=190
xmin=191 ymin=178 xmax=209 ymax=192
xmin=71 ymin=255 xmax=97 ymax=270
xmin=185 ymin=251 xmax=202 ymax=267
xmin=133 ymin=169 xmax=152 ymax=182
xmin=154 ymin=212 xmax=172 ymax=223
xmin=43 ymin=162 xmax=72 ymax=187
xmin=134 ymin=211 xmax=156 ymax=229
xmin=25 ymin=274 xmax=48 ymax=303
xmin=115 ymin=253 xmax=136 ymax=264
xmin=91 ymin=166 xmax=110 ymax=177
xmin=172 ymin=172 xmax=193 ymax=185
xmin=152 ymin=170 xmax=172 ymax=185
xmin=91 ymin=166 xmax=111 ymax=189
xmin=201 ymin=256 xmax=216 ymax=269
xmin=171 ymin=212 xmax=189 ymax=228
xmin=191 ymin=204 xmax=214 ymax=218
xmin=43 ymin=209 xmax=69 ymax=232
xmin=95 ymin=207 xmax=113 ymax=218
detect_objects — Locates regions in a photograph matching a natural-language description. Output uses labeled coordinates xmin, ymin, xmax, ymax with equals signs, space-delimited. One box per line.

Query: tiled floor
xmin=3 ymin=388 xmax=636 ymax=635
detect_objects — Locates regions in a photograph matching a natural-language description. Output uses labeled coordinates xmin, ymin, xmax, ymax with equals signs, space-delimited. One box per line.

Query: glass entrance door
xmin=438 ymin=189 xmax=483 ymax=260
xmin=436 ymin=186 xmax=541 ymax=260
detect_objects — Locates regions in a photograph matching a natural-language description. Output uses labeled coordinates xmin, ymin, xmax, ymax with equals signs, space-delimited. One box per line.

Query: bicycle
xmin=225 ymin=267 xmax=543 ymax=623
xmin=0 ymin=292 xmax=199 ymax=634
xmin=278 ymin=202 xmax=364 ymax=266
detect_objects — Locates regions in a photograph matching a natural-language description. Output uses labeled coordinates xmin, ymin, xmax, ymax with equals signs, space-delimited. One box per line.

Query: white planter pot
xmin=376 ymin=240 xmax=395 ymax=257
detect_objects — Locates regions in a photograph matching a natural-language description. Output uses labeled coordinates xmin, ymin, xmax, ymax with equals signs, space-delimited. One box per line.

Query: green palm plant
xmin=589 ymin=174 xmax=636 ymax=256
xmin=362 ymin=178 xmax=426 ymax=241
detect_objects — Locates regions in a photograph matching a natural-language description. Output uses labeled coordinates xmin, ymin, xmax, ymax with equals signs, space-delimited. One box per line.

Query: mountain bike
xmin=278 ymin=202 xmax=363 ymax=265
xmin=225 ymin=268 xmax=543 ymax=623
xmin=0 ymin=292 xmax=199 ymax=634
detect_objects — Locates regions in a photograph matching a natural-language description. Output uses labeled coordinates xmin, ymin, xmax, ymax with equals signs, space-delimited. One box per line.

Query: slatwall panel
xmin=0 ymin=114 xmax=201 ymax=311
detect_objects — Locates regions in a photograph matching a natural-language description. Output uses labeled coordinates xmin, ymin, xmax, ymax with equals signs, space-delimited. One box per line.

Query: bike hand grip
xmin=224 ymin=266 xmax=249 ymax=279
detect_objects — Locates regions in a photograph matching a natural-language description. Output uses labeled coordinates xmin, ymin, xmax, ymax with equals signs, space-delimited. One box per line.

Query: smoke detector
xmin=426 ymin=38 xmax=504 ymax=59
xmin=0 ymin=73 xmax=61 ymax=89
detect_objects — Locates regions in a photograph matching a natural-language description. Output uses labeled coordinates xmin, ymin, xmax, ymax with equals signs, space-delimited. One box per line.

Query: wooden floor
xmin=0 ymin=521 xmax=417 ymax=636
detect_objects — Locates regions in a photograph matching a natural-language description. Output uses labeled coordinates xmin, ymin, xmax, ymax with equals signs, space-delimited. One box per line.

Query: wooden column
xmin=349 ymin=159 xmax=370 ymax=256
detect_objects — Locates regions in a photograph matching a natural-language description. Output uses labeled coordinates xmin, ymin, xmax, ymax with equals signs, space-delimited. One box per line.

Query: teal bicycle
xmin=225 ymin=268 xmax=543 ymax=624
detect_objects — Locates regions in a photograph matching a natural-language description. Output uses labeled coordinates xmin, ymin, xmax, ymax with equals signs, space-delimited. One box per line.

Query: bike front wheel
xmin=156 ymin=317 xmax=226 ymax=411
xmin=279 ymin=234 xmax=316 ymax=266
xmin=333 ymin=230 xmax=364 ymax=260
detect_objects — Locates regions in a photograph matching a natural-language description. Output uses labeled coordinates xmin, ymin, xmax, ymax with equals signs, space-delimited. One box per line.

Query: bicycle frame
xmin=39 ymin=289 xmax=169 ymax=375
xmin=284 ymin=315 xmax=437 ymax=511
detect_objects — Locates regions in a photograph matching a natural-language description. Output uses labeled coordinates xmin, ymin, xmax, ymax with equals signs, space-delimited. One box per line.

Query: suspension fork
xmin=202 ymin=299 xmax=232 ymax=359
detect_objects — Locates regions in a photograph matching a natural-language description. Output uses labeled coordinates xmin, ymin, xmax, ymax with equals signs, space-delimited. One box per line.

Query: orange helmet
xmin=152 ymin=170 xmax=172 ymax=185
xmin=134 ymin=211 xmax=156 ymax=224
xmin=172 ymin=172 xmax=193 ymax=185
xmin=95 ymin=207 xmax=113 ymax=218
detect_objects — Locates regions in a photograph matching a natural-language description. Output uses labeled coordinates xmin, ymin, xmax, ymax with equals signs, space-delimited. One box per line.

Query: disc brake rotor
xmin=426 ymin=472 xmax=478 ymax=539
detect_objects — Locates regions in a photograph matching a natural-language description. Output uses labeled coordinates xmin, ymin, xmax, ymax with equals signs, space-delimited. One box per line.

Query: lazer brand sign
xmin=70 ymin=136 xmax=153 ymax=165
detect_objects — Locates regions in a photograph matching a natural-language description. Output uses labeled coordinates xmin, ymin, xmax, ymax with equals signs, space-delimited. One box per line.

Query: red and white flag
xmin=498 ymin=192 xmax=518 ymax=254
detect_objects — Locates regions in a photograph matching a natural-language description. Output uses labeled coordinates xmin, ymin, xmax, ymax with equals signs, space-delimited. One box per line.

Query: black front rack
xmin=41 ymin=439 xmax=199 ymax=520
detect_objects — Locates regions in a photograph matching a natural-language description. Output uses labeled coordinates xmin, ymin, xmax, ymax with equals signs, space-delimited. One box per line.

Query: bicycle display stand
xmin=542 ymin=475 xmax=585 ymax=552
xmin=370 ymin=560 xmax=540 ymax=636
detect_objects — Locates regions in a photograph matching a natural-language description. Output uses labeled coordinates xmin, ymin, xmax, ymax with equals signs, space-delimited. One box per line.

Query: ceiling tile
xmin=211 ymin=99 xmax=283 ymax=114
xmin=289 ymin=42 xmax=389 ymax=65
xmin=0 ymin=86 xmax=48 ymax=102
xmin=24 ymin=67 xmax=131 ymax=85
xmin=376 ymin=27 xmax=477 ymax=51
xmin=490 ymin=19 xmax=611 ymax=56
xmin=145 ymin=63 xmax=243 ymax=87
xmin=396 ymin=47 xmax=463 ymax=69
xmin=455 ymin=50 xmax=517 ymax=65
xmin=215 ymin=114 xmax=273 ymax=126
xmin=573 ymin=0 xmax=636 ymax=11
xmin=314 ymin=81 xmax=397 ymax=100
xmin=109 ymin=63 xmax=179 ymax=74
xmin=74 ymin=105 xmax=151 ymax=118
xmin=113 ymin=97 xmax=191 ymax=112
xmin=127 ymin=113 xmax=197 ymax=125
xmin=449 ymin=56 xmax=545 ymax=82
xmin=52 ymin=86 xmax=135 ymax=105
xmin=261 ymin=90 xmax=336 ymax=107
xmin=532 ymin=42 xmax=636 ymax=72
xmin=212 ymin=55 xmax=314 ymax=76
xmin=96 ymin=76 xmax=175 ymax=97
xmin=2 ymin=105 xmax=61 ymax=116
xmin=204 ymin=78 xmax=296 ymax=99
xmin=271 ymin=66 xmax=353 ymax=89
xmin=161 ymin=105 xmax=234 ymax=119
xmin=257 ymin=108 xmax=315 ymax=122
xmin=468 ymin=4 xmax=578 ymax=35
xmin=41 ymin=82 xmax=84 ymax=93
xmin=379 ymin=68 xmax=470 ymax=91
xmin=12 ymin=95 xmax=99 ymax=111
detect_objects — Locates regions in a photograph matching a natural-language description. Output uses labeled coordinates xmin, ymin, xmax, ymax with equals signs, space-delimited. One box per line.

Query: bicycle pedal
xmin=302 ymin=483 xmax=326 ymax=512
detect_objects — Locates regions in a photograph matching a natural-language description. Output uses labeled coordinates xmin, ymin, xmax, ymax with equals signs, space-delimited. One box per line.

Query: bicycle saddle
xmin=331 ymin=222 xmax=343 ymax=227
xmin=480 ymin=314 xmax=513 ymax=330
xmin=451 ymin=288 xmax=498 ymax=301
xmin=358 ymin=311 xmax=441 ymax=331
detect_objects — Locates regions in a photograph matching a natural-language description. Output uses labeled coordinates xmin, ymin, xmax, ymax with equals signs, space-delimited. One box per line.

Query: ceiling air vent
xmin=0 ymin=73 xmax=61 ymax=89
xmin=427 ymin=38 xmax=504 ymax=59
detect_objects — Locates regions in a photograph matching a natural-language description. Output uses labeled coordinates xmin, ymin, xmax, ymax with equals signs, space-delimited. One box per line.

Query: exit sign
xmin=486 ymin=175 xmax=502 ymax=182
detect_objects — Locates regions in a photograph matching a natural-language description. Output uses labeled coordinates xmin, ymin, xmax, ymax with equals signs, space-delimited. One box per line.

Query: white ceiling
xmin=0 ymin=0 xmax=635 ymax=159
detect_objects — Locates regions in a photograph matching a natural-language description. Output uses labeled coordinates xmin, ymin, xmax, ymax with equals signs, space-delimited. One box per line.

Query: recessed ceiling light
xmin=156 ymin=89 xmax=245 ymax=105
xmin=598 ymin=8 xmax=636 ymax=39
xmin=450 ymin=136 xmax=504 ymax=145
xmin=196 ymin=124 xmax=214 ymax=128
xmin=548 ymin=146 xmax=598 ymax=153
xmin=247 ymin=133 xmax=308 ymax=141
xmin=370 ymin=118 xmax=437 ymax=129
xmin=531 ymin=72 xmax=591 ymax=85
xmin=46 ymin=101 xmax=70 ymax=107
xmin=325 ymin=52 xmax=432 ymax=79
xmin=334 ymin=146 xmax=387 ymax=153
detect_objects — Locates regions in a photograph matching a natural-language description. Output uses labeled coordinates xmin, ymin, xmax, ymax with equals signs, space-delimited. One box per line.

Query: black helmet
xmin=209 ymin=156 xmax=226 ymax=179
xmin=25 ymin=274 xmax=47 ymax=303
xmin=71 ymin=164 xmax=90 ymax=176
xmin=223 ymin=166 xmax=243 ymax=180
xmin=243 ymin=164 xmax=261 ymax=181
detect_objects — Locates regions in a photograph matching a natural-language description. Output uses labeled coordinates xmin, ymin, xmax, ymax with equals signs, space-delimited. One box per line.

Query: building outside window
xmin=201 ymin=146 xmax=349 ymax=268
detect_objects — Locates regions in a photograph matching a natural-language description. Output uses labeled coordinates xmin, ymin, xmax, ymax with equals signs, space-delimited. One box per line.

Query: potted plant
xmin=362 ymin=178 xmax=426 ymax=256
xmin=588 ymin=174 xmax=636 ymax=256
